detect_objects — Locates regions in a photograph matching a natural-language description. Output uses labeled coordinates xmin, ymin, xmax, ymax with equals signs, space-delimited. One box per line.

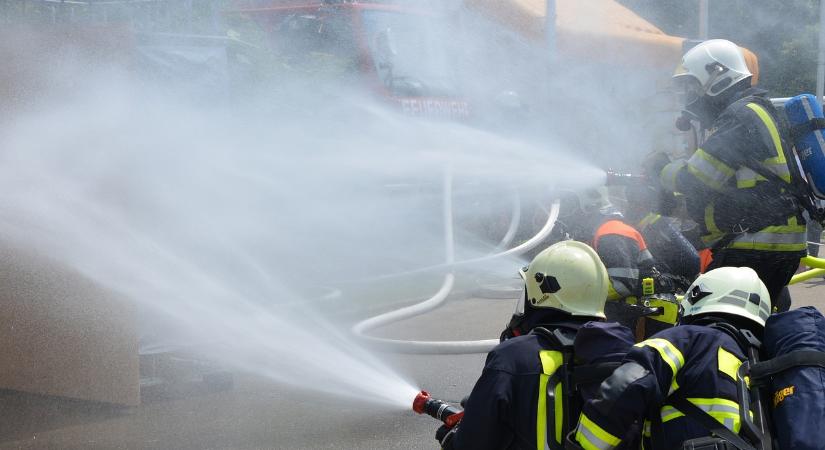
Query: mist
xmin=0 ymin=0 xmax=672 ymax=414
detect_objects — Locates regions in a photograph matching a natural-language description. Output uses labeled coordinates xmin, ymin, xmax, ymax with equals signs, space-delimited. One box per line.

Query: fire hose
xmin=412 ymin=391 xmax=463 ymax=427
xmin=351 ymin=167 xmax=560 ymax=354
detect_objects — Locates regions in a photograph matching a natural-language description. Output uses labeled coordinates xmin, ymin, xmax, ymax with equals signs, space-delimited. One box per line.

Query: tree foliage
xmin=620 ymin=0 xmax=819 ymax=96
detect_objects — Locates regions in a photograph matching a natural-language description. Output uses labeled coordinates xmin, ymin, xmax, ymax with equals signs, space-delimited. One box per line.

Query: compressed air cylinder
xmin=783 ymin=94 xmax=825 ymax=198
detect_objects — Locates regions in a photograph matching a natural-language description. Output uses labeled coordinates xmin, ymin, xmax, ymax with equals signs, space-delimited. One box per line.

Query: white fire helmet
xmin=681 ymin=266 xmax=770 ymax=327
xmin=673 ymin=39 xmax=752 ymax=104
xmin=522 ymin=240 xmax=609 ymax=318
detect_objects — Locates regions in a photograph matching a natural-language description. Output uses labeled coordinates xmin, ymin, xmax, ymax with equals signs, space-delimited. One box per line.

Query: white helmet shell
xmin=523 ymin=240 xmax=609 ymax=318
xmin=673 ymin=39 xmax=752 ymax=98
xmin=681 ymin=266 xmax=770 ymax=327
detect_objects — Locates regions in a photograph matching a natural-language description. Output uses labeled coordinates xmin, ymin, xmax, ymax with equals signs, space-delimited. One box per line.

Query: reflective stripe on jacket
xmin=575 ymin=325 xmax=748 ymax=449
xmin=448 ymin=313 xmax=584 ymax=450
xmin=659 ymin=88 xmax=806 ymax=253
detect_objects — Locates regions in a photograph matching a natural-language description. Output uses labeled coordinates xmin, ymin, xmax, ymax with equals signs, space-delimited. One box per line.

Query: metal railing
xmin=790 ymin=255 xmax=825 ymax=284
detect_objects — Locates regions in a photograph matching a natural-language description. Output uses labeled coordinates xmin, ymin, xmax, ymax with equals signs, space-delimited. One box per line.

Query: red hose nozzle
xmin=412 ymin=391 xmax=430 ymax=414
xmin=412 ymin=390 xmax=464 ymax=428
xmin=605 ymin=169 xmax=647 ymax=186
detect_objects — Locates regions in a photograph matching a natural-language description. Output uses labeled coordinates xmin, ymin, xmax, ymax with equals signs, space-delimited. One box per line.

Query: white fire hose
xmin=352 ymin=168 xmax=559 ymax=354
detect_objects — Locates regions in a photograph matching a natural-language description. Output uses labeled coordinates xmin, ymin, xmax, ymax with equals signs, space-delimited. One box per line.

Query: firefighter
xmin=573 ymin=266 xmax=771 ymax=449
xmin=622 ymin=184 xmax=697 ymax=338
xmin=649 ymin=39 xmax=807 ymax=307
xmin=559 ymin=188 xmax=673 ymax=329
xmin=438 ymin=241 xmax=635 ymax=450
xmin=623 ymin=183 xmax=699 ymax=288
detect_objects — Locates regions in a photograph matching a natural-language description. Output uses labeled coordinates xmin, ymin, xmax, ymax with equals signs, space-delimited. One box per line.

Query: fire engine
xmin=224 ymin=0 xmax=472 ymax=120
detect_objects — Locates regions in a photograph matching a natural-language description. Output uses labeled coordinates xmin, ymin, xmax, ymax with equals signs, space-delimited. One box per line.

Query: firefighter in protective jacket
xmin=439 ymin=241 xmax=635 ymax=450
xmin=652 ymin=39 xmax=806 ymax=306
xmin=573 ymin=266 xmax=770 ymax=449
xmin=560 ymin=188 xmax=672 ymax=328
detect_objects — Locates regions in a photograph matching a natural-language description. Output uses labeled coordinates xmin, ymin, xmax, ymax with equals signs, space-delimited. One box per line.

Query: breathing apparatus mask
xmin=555 ymin=188 xmax=622 ymax=241
xmin=500 ymin=287 xmax=528 ymax=341
xmin=674 ymin=75 xmax=728 ymax=131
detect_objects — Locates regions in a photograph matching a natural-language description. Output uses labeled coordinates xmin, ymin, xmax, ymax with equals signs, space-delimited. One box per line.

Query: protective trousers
xmin=706 ymin=248 xmax=804 ymax=308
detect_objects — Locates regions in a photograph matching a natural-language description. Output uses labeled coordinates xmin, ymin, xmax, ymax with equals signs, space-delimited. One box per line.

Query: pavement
xmin=0 ymin=279 xmax=822 ymax=450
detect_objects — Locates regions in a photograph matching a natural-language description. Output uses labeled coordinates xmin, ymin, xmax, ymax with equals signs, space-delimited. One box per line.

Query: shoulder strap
xmin=531 ymin=326 xmax=580 ymax=450
xmin=670 ymin=396 xmax=756 ymax=450
xmin=744 ymin=97 xmax=824 ymax=222
xmin=707 ymin=322 xmax=751 ymax=352
xmin=749 ymin=350 xmax=825 ymax=385
xmin=789 ymin=117 xmax=825 ymax=141
xmin=530 ymin=326 xmax=575 ymax=350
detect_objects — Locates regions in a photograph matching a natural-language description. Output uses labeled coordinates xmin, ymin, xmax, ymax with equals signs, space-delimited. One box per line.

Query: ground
xmin=0 ymin=280 xmax=822 ymax=450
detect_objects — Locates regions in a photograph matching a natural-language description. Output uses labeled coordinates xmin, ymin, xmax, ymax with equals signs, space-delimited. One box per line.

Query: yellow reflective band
xmin=539 ymin=350 xmax=563 ymax=376
xmin=718 ymin=347 xmax=744 ymax=381
xmin=729 ymin=242 xmax=807 ymax=251
xmin=607 ymin=283 xmax=622 ymax=301
xmin=660 ymin=398 xmax=742 ymax=432
xmin=639 ymin=213 xmax=662 ymax=229
xmin=608 ymin=267 xmax=641 ymax=279
xmin=766 ymin=162 xmax=792 ymax=182
xmin=735 ymin=161 xmax=792 ymax=188
xmin=669 ymin=378 xmax=680 ymax=396
xmin=746 ymin=103 xmax=788 ymax=168
xmin=688 ymin=149 xmax=735 ymax=190
xmin=555 ymin=381 xmax=563 ymax=445
xmin=743 ymin=102 xmax=794 ymax=188
xmin=660 ymin=161 xmax=686 ymax=192
xmin=537 ymin=372 xmax=549 ymax=450
xmin=702 ymin=203 xmax=725 ymax=246
xmin=608 ymin=279 xmax=633 ymax=299
xmin=729 ymin=226 xmax=807 ymax=251
xmin=537 ymin=372 xmax=548 ymax=450
xmin=690 ymin=398 xmax=742 ymax=433
xmin=646 ymin=298 xmax=679 ymax=325
xmin=537 ymin=351 xmax=562 ymax=450
xmin=576 ymin=413 xmax=622 ymax=450
xmin=634 ymin=338 xmax=685 ymax=377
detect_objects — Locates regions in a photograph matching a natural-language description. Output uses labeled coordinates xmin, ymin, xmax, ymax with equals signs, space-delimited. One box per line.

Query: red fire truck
xmin=224 ymin=0 xmax=471 ymax=120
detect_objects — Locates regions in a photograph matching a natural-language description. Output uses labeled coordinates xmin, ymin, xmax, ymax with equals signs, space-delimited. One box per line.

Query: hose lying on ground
xmin=352 ymin=168 xmax=560 ymax=354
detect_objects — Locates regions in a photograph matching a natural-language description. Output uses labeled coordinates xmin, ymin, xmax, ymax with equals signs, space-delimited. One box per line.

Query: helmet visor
xmin=673 ymin=76 xmax=703 ymax=106
xmin=514 ymin=288 xmax=526 ymax=315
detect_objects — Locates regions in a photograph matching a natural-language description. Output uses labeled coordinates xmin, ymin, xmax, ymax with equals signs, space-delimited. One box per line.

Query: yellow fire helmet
xmin=681 ymin=266 xmax=770 ymax=327
xmin=521 ymin=240 xmax=609 ymax=319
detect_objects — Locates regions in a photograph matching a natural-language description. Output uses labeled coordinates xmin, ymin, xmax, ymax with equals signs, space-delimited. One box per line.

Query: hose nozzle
xmin=413 ymin=391 xmax=464 ymax=428
xmin=605 ymin=169 xmax=647 ymax=186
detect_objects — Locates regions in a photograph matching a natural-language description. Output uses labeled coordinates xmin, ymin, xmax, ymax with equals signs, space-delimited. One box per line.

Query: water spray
xmin=351 ymin=166 xmax=562 ymax=354
xmin=412 ymin=391 xmax=464 ymax=428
